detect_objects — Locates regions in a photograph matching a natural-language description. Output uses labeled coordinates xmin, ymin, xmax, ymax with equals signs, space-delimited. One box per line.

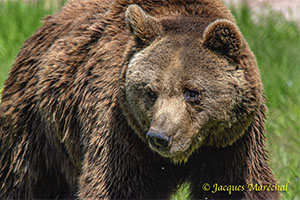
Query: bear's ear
xmin=203 ymin=19 xmax=243 ymax=61
xmin=125 ymin=4 xmax=161 ymax=44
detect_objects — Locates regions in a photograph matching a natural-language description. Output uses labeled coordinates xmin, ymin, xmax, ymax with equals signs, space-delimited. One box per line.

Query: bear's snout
xmin=146 ymin=130 xmax=172 ymax=151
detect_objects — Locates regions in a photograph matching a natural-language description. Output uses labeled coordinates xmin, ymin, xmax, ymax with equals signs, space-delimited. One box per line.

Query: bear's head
xmin=121 ymin=5 xmax=263 ymax=163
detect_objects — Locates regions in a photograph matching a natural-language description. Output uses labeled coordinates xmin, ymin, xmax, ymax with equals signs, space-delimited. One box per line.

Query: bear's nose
xmin=146 ymin=130 xmax=171 ymax=150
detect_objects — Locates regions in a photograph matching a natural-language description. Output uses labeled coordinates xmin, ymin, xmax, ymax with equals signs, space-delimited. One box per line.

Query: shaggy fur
xmin=0 ymin=0 xmax=279 ymax=199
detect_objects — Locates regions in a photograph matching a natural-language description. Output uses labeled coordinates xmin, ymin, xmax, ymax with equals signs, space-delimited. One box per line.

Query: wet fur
xmin=0 ymin=0 xmax=279 ymax=199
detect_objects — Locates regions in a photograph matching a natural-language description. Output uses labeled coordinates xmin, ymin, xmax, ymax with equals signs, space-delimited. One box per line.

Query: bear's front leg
xmin=186 ymin=128 xmax=280 ymax=200
xmin=78 ymin=131 xmax=183 ymax=199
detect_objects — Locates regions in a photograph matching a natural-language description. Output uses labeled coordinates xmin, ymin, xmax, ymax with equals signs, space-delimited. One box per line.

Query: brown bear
xmin=0 ymin=0 xmax=280 ymax=199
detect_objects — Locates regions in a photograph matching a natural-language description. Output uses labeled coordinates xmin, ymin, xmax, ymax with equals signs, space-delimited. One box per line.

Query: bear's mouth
xmin=148 ymin=138 xmax=194 ymax=163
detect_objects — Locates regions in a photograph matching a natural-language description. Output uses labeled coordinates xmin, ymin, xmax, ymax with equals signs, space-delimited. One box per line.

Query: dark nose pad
xmin=146 ymin=131 xmax=171 ymax=150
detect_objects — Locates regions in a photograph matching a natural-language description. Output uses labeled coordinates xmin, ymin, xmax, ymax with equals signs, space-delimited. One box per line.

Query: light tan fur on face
xmin=124 ymin=5 xmax=261 ymax=163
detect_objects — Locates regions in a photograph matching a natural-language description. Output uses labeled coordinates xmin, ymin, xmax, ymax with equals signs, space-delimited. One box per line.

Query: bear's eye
xmin=145 ymin=88 xmax=157 ymax=108
xmin=147 ymin=89 xmax=157 ymax=101
xmin=184 ymin=89 xmax=200 ymax=102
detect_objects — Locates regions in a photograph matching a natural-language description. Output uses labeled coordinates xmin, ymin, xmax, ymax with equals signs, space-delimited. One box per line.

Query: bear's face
xmin=123 ymin=5 xmax=259 ymax=163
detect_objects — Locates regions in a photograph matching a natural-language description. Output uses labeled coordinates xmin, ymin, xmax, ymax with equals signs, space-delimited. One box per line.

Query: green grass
xmin=0 ymin=0 xmax=56 ymax=87
xmin=0 ymin=1 xmax=299 ymax=199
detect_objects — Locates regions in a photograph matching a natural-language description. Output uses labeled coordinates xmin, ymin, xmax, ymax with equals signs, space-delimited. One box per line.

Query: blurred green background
xmin=0 ymin=0 xmax=299 ymax=199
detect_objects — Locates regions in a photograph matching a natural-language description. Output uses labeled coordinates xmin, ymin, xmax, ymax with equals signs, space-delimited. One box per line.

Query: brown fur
xmin=0 ymin=0 xmax=279 ymax=199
